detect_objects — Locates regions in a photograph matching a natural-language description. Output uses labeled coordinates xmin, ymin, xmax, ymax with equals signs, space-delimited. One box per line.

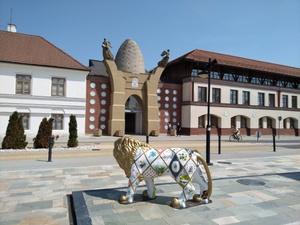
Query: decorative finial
xmin=158 ymin=49 xmax=170 ymax=67
xmin=102 ymin=38 xmax=114 ymax=60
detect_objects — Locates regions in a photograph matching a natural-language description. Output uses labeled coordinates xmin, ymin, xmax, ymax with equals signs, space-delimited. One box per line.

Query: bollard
xmin=48 ymin=136 xmax=54 ymax=162
xmin=218 ymin=135 xmax=221 ymax=154
xmin=272 ymin=134 xmax=276 ymax=152
xmin=146 ymin=135 xmax=149 ymax=144
xmin=47 ymin=135 xmax=59 ymax=162
xmin=48 ymin=145 xmax=52 ymax=162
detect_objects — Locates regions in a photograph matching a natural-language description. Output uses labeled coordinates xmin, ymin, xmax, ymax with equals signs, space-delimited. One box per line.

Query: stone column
xmin=145 ymin=67 xmax=164 ymax=135
xmin=105 ymin=60 xmax=126 ymax=136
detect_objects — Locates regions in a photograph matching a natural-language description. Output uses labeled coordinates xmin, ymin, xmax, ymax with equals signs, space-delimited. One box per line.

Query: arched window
xmin=125 ymin=96 xmax=142 ymax=112
xmin=198 ymin=115 xmax=205 ymax=128
xmin=267 ymin=117 xmax=273 ymax=128
xmin=240 ymin=116 xmax=248 ymax=128
xmin=259 ymin=118 xmax=263 ymax=128
xmin=231 ymin=117 xmax=236 ymax=128
xmin=290 ymin=118 xmax=295 ymax=129
xmin=284 ymin=118 xmax=297 ymax=129
xmin=211 ymin=115 xmax=219 ymax=128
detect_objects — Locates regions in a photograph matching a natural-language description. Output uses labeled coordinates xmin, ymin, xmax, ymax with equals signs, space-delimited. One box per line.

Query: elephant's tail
xmin=194 ymin=151 xmax=213 ymax=199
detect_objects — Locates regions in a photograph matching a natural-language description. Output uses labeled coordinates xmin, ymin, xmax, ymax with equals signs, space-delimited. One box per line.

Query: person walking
xmin=167 ymin=122 xmax=172 ymax=136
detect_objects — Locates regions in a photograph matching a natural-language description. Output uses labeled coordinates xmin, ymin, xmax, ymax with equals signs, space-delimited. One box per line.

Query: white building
xmin=0 ymin=29 xmax=89 ymax=136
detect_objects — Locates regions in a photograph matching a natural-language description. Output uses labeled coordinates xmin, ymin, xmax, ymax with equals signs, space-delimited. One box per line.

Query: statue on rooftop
xmin=158 ymin=49 xmax=170 ymax=67
xmin=102 ymin=38 xmax=114 ymax=60
xmin=113 ymin=136 xmax=212 ymax=209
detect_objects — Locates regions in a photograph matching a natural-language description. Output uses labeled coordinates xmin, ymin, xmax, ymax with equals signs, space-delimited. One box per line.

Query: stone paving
xmin=0 ymin=153 xmax=300 ymax=225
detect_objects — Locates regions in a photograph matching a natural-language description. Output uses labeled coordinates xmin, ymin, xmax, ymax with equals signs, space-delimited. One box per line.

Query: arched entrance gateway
xmin=101 ymin=39 xmax=169 ymax=136
xmin=125 ymin=96 xmax=143 ymax=134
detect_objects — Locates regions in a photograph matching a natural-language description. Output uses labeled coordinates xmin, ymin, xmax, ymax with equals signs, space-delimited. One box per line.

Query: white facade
xmin=182 ymin=80 xmax=300 ymax=130
xmin=0 ymin=62 xmax=88 ymax=136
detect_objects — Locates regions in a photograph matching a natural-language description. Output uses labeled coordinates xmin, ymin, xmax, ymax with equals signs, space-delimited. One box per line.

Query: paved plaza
xmin=0 ymin=138 xmax=300 ymax=225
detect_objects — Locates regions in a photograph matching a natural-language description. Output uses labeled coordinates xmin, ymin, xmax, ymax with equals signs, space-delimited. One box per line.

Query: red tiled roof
xmin=170 ymin=49 xmax=300 ymax=77
xmin=0 ymin=30 xmax=88 ymax=71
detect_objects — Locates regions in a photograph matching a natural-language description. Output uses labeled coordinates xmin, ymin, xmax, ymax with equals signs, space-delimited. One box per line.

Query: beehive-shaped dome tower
xmin=115 ymin=39 xmax=145 ymax=74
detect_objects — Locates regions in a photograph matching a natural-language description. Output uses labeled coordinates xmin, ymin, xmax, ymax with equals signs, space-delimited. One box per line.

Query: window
xmin=20 ymin=113 xmax=30 ymax=130
xmin=238 ymin=75 xmax=248 ymax=83
xmin=241 ymin=116 xmax=248 ymax=128
xmin=191 ymin=69 xmax=203 ymax=77
xmin=283 ymin=118 xmax=296 ymax=129
xmin=231 ymin=117 xmax=236 ymax=128
xmin=258 ymin=93 xmax=265 ymax=106
xmin=51 ymin=78 xmax=65 ymax=96
xmin=52 ymin=114 xmax=64 ymax=130
xmin=269 ymin=94 xmax=275 ymax=107
xmin=277 ymin=80 xmax=284 ymax=87
xmin=189 ymin=70 xmax=297 ymax=90
xmin=191 ymin=69 xmax=198 ymax=77
xmin=292 ymin=96 xmax=297 ymax=108
xmin=259 ymin=118 xmax=263 ymax=128
xmin=198 ymin=87 xmax=207 ymax=102
xmin=16 ymin=75 xmax=31 ymax=94
xmin=264 ymin=79 xmax=272 ymax=86
xmin=267 ymin=117 xmax=273 ymax=128
xmin=223 ymin=73 xmax=234 ymax=81
xmin=211 ymin=72 xmax=220 ymax=79
xmin=290 ymin=118 xmax=295 ymax=129
xmin=286 ymin=82 xmax=293 ymax=88
xmin=230 ymin=90 xmax=238 ymax=104
xmin=283 ymin=119 xmax=287 ymax=129
xmin=198 ymin=115 xmax=205 ymax=128
xmin=211 ymin=115 xmax=219 ymax=128
xmin=282 ymin=95 xmax=288 ymax=108
xmin=212 ymin=88 xmax=221 ymax=103
xmin=251 ymin=77 xmax=261 ymax=85
xmin=242 ymin=91 xmax=250 ymax=105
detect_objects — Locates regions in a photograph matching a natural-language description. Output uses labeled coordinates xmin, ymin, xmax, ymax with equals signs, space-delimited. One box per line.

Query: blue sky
xmin=1 ymin=0 xmax=300 ymax=69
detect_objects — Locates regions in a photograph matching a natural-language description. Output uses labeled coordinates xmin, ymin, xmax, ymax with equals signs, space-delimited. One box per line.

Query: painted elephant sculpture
xmin=113 ymin=136 xmax=212 ymax=209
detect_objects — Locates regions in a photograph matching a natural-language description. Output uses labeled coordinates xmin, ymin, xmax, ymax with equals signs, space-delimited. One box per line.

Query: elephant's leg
xmin=177 ymin=182 xmax=196 ymax=208
xmin=125 ymin=175 xmax=140 ymax=203
xmin=143 ymin=177 xmax=156 ymax=200
xmin=192 ymin=167 xmax=209 ymax=203
xmin=119 ymin=166 xmax=141 ymax=204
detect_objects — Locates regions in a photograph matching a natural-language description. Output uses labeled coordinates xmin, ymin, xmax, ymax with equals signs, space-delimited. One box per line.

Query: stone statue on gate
xmin=102 ymin=38 xmax=114 ymax=60
xmin=158 ymin=49 xmax=170 ymax=67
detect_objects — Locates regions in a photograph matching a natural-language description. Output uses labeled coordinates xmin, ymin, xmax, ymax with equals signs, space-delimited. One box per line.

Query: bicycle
xmin=229 ymin=134 xmax=243 ymax=142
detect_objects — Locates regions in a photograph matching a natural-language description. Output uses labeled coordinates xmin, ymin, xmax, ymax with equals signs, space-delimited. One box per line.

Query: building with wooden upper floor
xmin=161 ymin=49 xmax=300 ymax=136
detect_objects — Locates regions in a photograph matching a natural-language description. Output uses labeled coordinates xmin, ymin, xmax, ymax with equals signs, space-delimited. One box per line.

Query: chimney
xmin=7 ymin=24 xmax=17 ymax=32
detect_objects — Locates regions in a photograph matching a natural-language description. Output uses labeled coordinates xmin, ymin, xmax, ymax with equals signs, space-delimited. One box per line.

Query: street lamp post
xmin=205 ymin=58 xmax=217 ymax=165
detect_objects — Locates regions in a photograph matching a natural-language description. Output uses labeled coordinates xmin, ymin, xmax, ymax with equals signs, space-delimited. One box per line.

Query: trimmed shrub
xmin=33 ymin=118 xmax=54 ymax=148
xmin=67 ymin=114 xmax=78 ymax=147
xmin=2 ymin=111 xmax=28 ymax=149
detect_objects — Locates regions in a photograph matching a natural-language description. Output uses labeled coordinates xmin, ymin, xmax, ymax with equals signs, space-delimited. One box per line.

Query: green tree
xmin=2 ymin=111 xmax=28 ymax=149
xmin=67 ymin=114 xmax=78 ymax=147
xmin=33 ymin=118 xmax=54 ymax=148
